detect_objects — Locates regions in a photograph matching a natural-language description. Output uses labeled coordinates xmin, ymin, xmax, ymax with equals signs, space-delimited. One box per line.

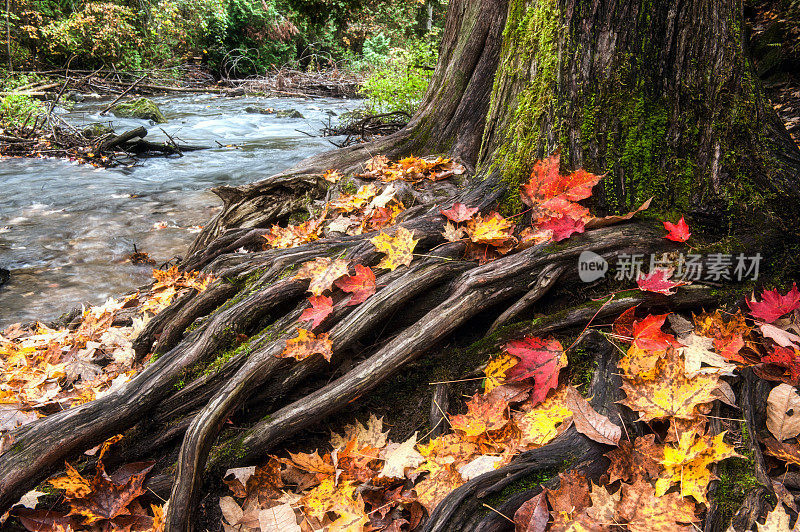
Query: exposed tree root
xmin=0 ymin=218 xmax=723 ymax=527
xmin=421 ymin=332 xmax=625 ymax=532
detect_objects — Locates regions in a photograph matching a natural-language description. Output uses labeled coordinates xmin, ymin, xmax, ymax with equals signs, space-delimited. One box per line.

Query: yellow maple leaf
xmin=279 ymin=328 xmax=333 ymax=362
xmin=619 ymin=348 xmax=719 ymax=422
xmin=618 ymin=345 xmax=667 ymax=380
xmin=294 ymin=257 xmax=350 ymax=296
xmin=370 ymin=227 xmax=418 ymax=270
xmin=450 ymin=393 xmax=508 ymax=439
xmin=655 ymin=431 xmax=739 ymax=504
xmin=322 ymin=169 xmax=344 ymax=183
xmin=466 ymin=212 xmax=515 ymax=246
xmin=329 ymin=184 xmax=378 ymax=213
xmin=513 ymin=386 xmax=573 ymax=448
xmin=49 ymin=462 xmax=92 ymax=499
xmin=483 ymin=354 xmax=518 ymax=393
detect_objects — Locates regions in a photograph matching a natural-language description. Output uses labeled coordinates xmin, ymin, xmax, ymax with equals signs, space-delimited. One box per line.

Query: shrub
xmin=40 ymin=2 xmax=141 ymax=67
xmin=359 ymin=39 xmax=437 ymax=116
xmin=0 ymin=94 xmax=45 ymax=128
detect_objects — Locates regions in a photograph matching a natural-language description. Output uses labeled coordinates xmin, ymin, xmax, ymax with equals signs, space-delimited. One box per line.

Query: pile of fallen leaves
xmin=230 ymin=281 xmax=800 ymax=532
xmin=0 ymin=266 xmax=212 ymax=437
xmin=7 ymin=435 xmax=164 ymax=531
xmin=262 ymin=155 xmax=464 ymax=249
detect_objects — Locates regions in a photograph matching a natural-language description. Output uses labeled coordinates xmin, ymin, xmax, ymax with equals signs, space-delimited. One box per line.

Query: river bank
xmin=0 ymin=93 xmax=359 ymax=327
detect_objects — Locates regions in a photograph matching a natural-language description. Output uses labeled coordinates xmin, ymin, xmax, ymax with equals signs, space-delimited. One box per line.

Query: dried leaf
xmin=767 ymin=383 xmax=800 ymax=441
xmin=379 ymin=433 xmax=425 ymax=479
xmin=617 ymin=479 xmax=697 ymax=531
xmin=619 ymin=348 xmax=719 ymax=422
xmin=279 ymin=328 xmax=333 ymax=362
xmin=294 ymin=257 xmax=350 ymax=296
xmin=565 ymin=386 xmax=621 ymax=445
xmin=514 ymin=492 xmax=549 ymax=532
xmin=258 ymin=504 xmax=301 ymax=532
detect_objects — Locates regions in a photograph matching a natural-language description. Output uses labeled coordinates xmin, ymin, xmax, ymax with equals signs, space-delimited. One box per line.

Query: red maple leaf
xmin=762 ymin=346 xmax=800 ymax=384
xmin=334 ymin=264 xmax=377 ymax=306
xmin=299 ymin=295 xmax=333 ymax=329
xmin=613 ymin=306 xmax=638 ymax=340
xmin=631 ymin=314 xmax=678 ymax=351
xmin=636 ymin=269 xmax=687 ymax=295
xmin=521 ymin=154 xmax=602 ymax=205
xmin=663 ymin=216 xmax=691 ymax=242
xmin=747 ymin=283 xmax=800 ymax=323
xmin=503 ymin=336 xmax=566 ymax=405
xmin=439 ymin=202 xmax=479 ymax=223
xmin=536 ymin=215 xmax=586 ymax=242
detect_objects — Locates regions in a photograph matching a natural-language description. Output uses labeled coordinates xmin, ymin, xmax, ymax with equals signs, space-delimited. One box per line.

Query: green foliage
xmin=362 ymin=32 xmax=390 ymax=63
xmin=359 ymin=39 xmax=436 ymax=116
xmin=0 ymin=94 xmax=45 ymax=127
xmin=40 ymin=2 xmax=141 ymax=67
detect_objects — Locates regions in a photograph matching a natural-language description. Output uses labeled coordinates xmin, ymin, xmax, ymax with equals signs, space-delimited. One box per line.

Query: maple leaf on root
xmin=637 ymin=269 xmax=687 ymax=295
xmin=748 ymin=283 xmax=800 ymax=323
xmin=655 ymin=431 xmax=739 ymax=504
xmin=294 ymin=257 xmax=350 ymax=296
xmin=279 ymin=328 xmax=333 ymax=362
xmin=371 ymin=227 xmax=419 ymax=270
xmin=439 ymin=202 xmax=478 ymax=223
xmin=619 ymin=347 xmax=719 ymax=422
xmin=503 ymin=336 xmax=567 ymax=405
xmin=535 ymin=214 xmax=585 ymax=242
xmin=762 ymin=345 xmax=800 ymax=384
xmin=334 ymin=264 xmax=376 ymax=306
xmin=631 ymin=314 xmax=679 ymax=352
xmin=465 ymin=212 xmax=516 ymax=247
xmin=663 ymin=216 xmax=691 ymax=242
xmin=450 ymin=393 xmax=508 ymax=439
xmin=521 ymin=153 xmax=603 ymax=207
xmin=299 ymin=295 xmax=333 ymax=330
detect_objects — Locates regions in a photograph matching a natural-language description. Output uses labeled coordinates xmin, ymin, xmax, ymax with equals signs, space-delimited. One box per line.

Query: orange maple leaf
xmin=279 ymin=328 xmax=333 ymax=362
xmin=294 ymin=257 xmax=350 ymax=296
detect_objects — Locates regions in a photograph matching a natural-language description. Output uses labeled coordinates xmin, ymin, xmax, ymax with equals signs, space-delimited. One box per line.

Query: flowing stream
xmin=0 ymin=93 xmax=358 ymax=327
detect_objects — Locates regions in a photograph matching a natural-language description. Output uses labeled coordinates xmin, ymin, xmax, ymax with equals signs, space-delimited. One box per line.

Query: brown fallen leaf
xmin=514 ymin=491 xmax=549 ymax=532
xmin=258 ymin=503 xmax=301 ymax=532
xmin=565 ymin=386 xmax=621 ymax=446
xmin=767 ymin=383 xmax=800 ymax=441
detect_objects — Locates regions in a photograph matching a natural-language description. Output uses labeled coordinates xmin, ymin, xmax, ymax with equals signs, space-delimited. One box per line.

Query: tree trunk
xmin=477 ymin=0 xmax=800 ymax=233
xmin=1 ymin=0 xmax=799 ymax=530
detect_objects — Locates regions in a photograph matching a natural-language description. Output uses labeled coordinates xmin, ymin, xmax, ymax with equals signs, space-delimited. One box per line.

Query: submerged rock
xmin=0 ymin=268 xmax=9 ymax=288
xmin=112 ymin=98 xmax=167 ymax=123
